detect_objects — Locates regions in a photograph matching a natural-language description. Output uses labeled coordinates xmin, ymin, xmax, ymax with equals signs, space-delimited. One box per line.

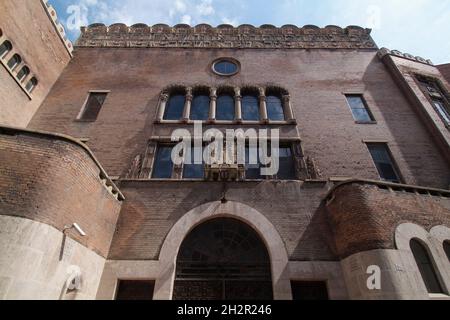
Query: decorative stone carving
xmin=306 ymin=156 xmax=322 ymax=180
xmin=76 ymin=24 xmax=376 ymax=49
xmin=125 ymin=154 xmax=142 ymax=179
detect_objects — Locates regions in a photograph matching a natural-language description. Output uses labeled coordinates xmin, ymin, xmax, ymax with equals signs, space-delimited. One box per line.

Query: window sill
xmin=155 ymin=120 xmax=297 ymax=125
xmin=74 ymin=119 xmax=97 ymax=123
xmin=355 ymin=120 xmax=377 ymax=125
xmin=429 ymin=294 xmax=450 ymax=300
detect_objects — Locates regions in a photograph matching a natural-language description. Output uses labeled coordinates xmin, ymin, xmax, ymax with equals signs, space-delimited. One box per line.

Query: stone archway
xmin=173 ymin=218 xmax=273 ymax=300
xmin=153 ymin=201 xmax=291 ymax=300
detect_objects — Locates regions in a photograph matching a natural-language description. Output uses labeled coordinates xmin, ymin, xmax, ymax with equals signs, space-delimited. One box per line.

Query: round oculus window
xmin=212 ymin=59 xmax=239 ymax=76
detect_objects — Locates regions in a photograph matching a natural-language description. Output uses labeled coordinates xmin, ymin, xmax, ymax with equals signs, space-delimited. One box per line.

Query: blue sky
xmin=49 ymin=0 xmax=450 ymax=64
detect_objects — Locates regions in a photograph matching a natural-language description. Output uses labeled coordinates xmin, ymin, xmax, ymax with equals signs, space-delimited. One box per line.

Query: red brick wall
xmin=0 ymin=0 xmax=71 ymax=127
xmin=0 ymin=128 xmax=122 ymax=257
xmin=438 ymin=63 xmax=450 ymax=83
xmin=28 ymin=47 xmax=450 ymax=189
xmin=326 ymin=182 xmax=450 ymax=259
xmin=109 ymin=180 xmax=335 ymax=261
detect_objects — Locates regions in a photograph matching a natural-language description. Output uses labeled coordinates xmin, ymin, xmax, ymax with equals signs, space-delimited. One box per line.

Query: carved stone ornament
xmin=76 ymin=24 xmax=377 ymax=49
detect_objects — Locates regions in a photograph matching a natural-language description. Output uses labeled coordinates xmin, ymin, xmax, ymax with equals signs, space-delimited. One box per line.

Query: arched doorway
xmin=173 ymin=218 xmax=273 ymax=300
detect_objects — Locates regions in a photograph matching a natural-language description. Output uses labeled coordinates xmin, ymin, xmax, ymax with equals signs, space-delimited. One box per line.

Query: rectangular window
xmin=277 ymin=146 xmax=296 ymax=180
xmin=183 ymin=146 xmax=204 ymax=179
xmin=367 ymin=143 xmax=401 ymax=183
xmin=115 ymin=280 xmax=154 ymax=300
xmin=152 ymin=145 xmax=174 ymax=179
xmin=432 ymin=99 xmax=450 ymax=125
xmin=291 ymin=281 xmax=329 ymax=300
xmin=79 ymin=92 xmax=108 ymax=121
xmin=345 ymin=95 xmax=374 ymax=123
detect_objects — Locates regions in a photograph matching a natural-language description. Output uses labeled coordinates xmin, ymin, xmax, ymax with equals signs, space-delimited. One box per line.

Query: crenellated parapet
xmin=378 ymin=47 xmax=433 ymax=66
xmin=76 ymin=23 xmax=377 ymax=49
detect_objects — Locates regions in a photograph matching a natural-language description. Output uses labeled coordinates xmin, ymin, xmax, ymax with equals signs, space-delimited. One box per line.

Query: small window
xmin=345 ymin=95 xmax=374 ymax=123
xmin=212 ymin=59 xmax=239 ymax=76
xmin=410 ymin=239 xmax=444 ymax=294
xmin=152 ymin=145 xmax=174 ymax=179
xmin=367 ymin=143 xmax=401 ymax=183
xmin=16 ymin=66 xmax=30 ymax=82
xmin=7 ymin=54 xmax=21 ymax=71
xmin=115 ymin=280 xmax=155 ymax=300
xmin=444 ymin=241 xmax=450 ymax=263
xmin=183 ymin=146 xmax=204 ymax=179
xmin=277 ymin=146 xmax=296 ymax=180
xmin=0 ymin=40 xmax=12 ymax=58
xmin=79 ymin=92 xmax=107 ymax=121
xmin=291 ymin=281 xmax=329 ymax=300
xmin=267 ymin=96 xmax=285 ymax=121
xmin=190 ymin=95 xmax=210 ymax=121
xmin=164 ymin=95 xmax=185 ymax=120
xmin=242 ymin=95 xmax=260 ymax=121
xmin=432 ymin=99 xmax=450 ymax=125
xmin=216 ymin=95 xmax=235 ymax=121
xmin=245 ymin=145 xmax=263 ymax=179
xmin=25 ymin=77 xmax=38 ymax=93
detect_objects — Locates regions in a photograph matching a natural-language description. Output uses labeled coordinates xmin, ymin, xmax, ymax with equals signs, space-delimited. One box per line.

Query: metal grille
xmin=173 ymin=218 xmax=273 ymax=300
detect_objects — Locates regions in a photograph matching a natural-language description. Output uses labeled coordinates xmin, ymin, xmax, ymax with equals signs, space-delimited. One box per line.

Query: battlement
xmin=76 ymin=23 xmax=377 ymax=49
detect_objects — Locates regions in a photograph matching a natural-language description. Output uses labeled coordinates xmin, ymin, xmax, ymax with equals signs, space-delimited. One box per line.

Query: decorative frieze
xmin=76 ymin=23 xmax=377 ymax=49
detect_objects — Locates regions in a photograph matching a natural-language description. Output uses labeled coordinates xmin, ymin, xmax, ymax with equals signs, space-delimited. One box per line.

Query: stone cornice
xmin=76 ymin=23 xmax=377 ymax=49
xmin=378 ymin=47 xmax=434 ymax=66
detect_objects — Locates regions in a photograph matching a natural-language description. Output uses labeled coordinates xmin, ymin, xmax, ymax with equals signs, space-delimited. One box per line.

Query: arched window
xmin=25 ymin=77 xmax=38 ymax=93
xmin=266 ymin=95 xmax=285 ymax=121
xmin=7 ymin=54 xmax=21 ymax=70
xmin=216 ymin=95 xmax=235 ymax=121
xmin=410 ymin=239 xmax=443 ymax=294
xmin=0 ymin=40 xmax=12 ymax=58
xmin=190 ymin=94 xmax=210 ymax=121
xmin=16 ymin=66 xmax=30 ymax=82
xmin=444 ymin=241 xmax=450 ymax=263
xmin=164 ymin=95 xmax=185 ymax=120
xmin=242 ymin=95 xmax=259 ymax=121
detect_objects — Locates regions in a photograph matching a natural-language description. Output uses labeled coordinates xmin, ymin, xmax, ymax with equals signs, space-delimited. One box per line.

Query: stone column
xmin=259 ymin=87 xmax=268 ymax=123
xmin=234 ymin=87 xmax=242 ymax=123
xmin=156 ymin=93 xmax=169 ymax=122
xmin=282 ymin=95 xmax=296 ymax=123
xmin=183 ymin=87 xmax=193 ymax=122
xmin=209 ymin=87 xmax=217 ymax=122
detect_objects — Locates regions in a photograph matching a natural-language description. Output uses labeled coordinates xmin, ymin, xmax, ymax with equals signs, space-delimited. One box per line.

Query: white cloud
xmin=181 ymin=14 xmax=192 ymax=25
xmin=196 ymin=0 xmax=215 ymax=16
xmin=221 ymin=17 xmax=238 ymax=26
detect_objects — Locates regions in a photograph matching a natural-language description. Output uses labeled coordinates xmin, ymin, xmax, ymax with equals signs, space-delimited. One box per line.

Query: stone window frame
xmin=363 ymin=140 xmax=404 ymax=184
xmin=148 ymin=138 xmax=304 ymax=182
xmin=395 ymin=223 xmax=450 ymax=298
xmin=0 ymin=31 xmax=38 ymax=99
xmin=414 ymin=74 xmax=450 ymax=129
xmin=342 ymin=92 xmax=377 ymax=124
xmin=211 ymin=57 xmax=240 ymax=77
xmin=75 ymin=90 xmax=111 ymax=122
xmin=156 ymin=84 xmax=297 ymax=125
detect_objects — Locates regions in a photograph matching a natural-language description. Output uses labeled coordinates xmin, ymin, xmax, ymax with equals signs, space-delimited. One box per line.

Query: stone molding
xmin=76 ymin=23 xmax=377 ymax=49
xmin=378 ymin=47 xmax=433 ymax=66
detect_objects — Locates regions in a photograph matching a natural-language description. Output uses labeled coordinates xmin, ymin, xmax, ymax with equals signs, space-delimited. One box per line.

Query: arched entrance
xmin=173 ymin=218 xmax=273 ymax=300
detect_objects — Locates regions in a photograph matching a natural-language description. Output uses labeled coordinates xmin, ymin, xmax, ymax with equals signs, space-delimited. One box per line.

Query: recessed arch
xmin=154 ymin=200 xmax=291 ymax=300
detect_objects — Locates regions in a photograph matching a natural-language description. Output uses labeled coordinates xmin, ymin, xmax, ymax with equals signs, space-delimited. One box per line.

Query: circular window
xmin=212 ymin=58 xmax=239 ymax=76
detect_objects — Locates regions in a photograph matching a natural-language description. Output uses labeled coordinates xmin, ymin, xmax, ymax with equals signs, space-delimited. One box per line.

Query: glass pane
xmin=216 ymin=95 xmax=235 ymax=121
xmin=367 ymin=144 xmax=400 ymax=183
xmin=245 ymin=146 xmax=262 ymax=179
xmin=164 ymin=95 xmax=185 ymax=120
xmin=0 ymin=41 xmax=12 ymax=58
xmin=346 ymin=95 xmax=373 ymax=122
xmin=7 ymin=54 xmax=21 ymax=69
xmin=214 ymin=61 xmax=238 ymax=75
xmin=81 ymin=92 xmax=107 ymax=121
xmin=16 ymin=66 xmax=29 ymax=81
xmin=152 ymin=146 xmax=174 ymax=179
xmin=242 ymin=96 xmax=260 ymax=121
xmin=433 ymin=100 xmax=450 ymax=124
xmin=410 ymin=240 xmax=444 ymax=294
xmin=266 ymin=96 xmax=285 ymax=121
xmin=278 ymin=147 xmax=296 ymax=180
xmin=183 ymin=146 xmax=204 ymax=179
xmin=191 ymin=95 xmax=210 ymax=121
